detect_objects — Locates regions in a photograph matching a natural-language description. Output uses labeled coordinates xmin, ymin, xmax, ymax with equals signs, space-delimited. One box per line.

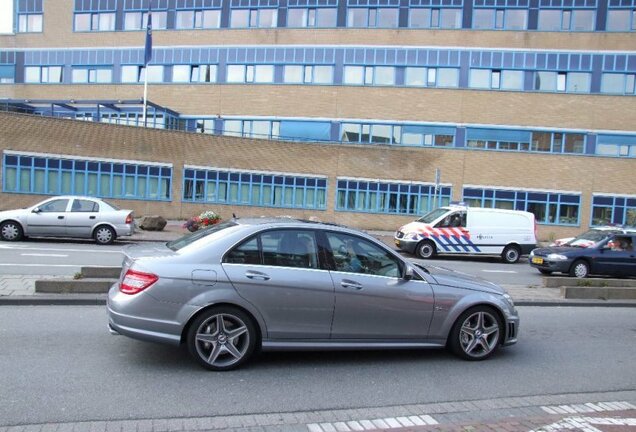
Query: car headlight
xmin=547 ymin=253 xmax=568 ymax=261
xmin=404 ymin=232 xmax=418 ymax=241
xmin=529 ymin=250 xmax=535 ymax=257
xmin=502 ymin=293 xmax=515 ymax=309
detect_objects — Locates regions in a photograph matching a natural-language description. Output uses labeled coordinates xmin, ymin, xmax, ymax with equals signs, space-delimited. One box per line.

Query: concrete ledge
xmin=35 ymin=279 xmax=116 ymax=294
xmin=80 ymin=266 xmax=122 ymax=279
xmin=545 ymin=277 xmax=636 ymax=288
xmin=561 ymin=286 xmax=636 ymax=300
xmin=0 ymin=294 xmax=108 ymax=305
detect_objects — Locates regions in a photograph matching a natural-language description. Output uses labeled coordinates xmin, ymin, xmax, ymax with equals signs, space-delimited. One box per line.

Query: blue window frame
xmin=175 ymin=0 xmax=222 ymax=29
xmin=0 ymin=65 xmax=15 ymax=84
xmin=341 ymin=122 xmax=455 ymax=146
xmin=595 ymin=135 xmax=636 ymax=157
xmin=462 ymin=187 xmax=581 ymax=226
xmin=606 ymin=3 xmax=636 ymax=31
xmin=472 ymin=7 xmax=527 ymax=30
xmin=336 ymin=178 xmax=452 ymax=215
xmin=71 ymin=66 xmax=114 ymax=83
xmin=408 ymin=7 xmax=463 ymax=28
xmin=466 ymin=128 xmax=532 ymax=151
xmin=591 ymin=195 xmax=636 ymax=226
xmin=2 ymin=152 xmax=172 ymax=201
xmin=182 ymin=167 xmax=327 ymax=209
xmin=286 ymin=7 xmax=338 ymax=27
xmin=17 ymin=0 xmax=43 ymax=32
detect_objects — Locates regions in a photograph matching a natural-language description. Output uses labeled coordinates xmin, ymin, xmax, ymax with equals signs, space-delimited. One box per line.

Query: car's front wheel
xmin=93 ymin=225 xmax=116 ymax=245
xmin=187 ymin=307 xmax=257 ymax=371
xmin=569 ymin=259 xmax=590 ymax=278
xmin=0 ymin=221 xmax=24 ymax=242
xmin=448 ymin=306 xmax=503 ymax=361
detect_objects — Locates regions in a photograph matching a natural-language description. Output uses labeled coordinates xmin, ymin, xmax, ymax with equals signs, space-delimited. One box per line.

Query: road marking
xmin=541 ymin=401 xmax=636 ymax=415
xmin=0 ymin=245 xmax=122 ymax=254
xmin=530 ymin=416 xmax=636 ymax=432
xmin=21 ymin=253 xmax=69 ymax=257
xmin=481 ymin=270 xmax=517 ymax=273
xmin=0 ymin=263 xmax=106 ymax=268
xmin=308 ymin=414 xmax=438 ymax=431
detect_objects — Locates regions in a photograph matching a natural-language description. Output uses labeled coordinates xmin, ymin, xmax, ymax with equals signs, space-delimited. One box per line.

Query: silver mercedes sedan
xmin=108 ymin=218 xmax=519 ymax=371
xmin=0 ymin=196 xmax=134 ymax=245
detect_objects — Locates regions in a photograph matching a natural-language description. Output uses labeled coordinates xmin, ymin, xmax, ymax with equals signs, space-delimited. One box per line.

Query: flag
xmin=144 ymin=5 xmax=153 ymax=66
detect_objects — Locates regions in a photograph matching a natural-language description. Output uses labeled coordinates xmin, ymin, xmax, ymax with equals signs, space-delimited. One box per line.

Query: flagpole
xmin=143 ymin=2 xmax=153 ymax=128
xmin=143 ymin=66 xmax=148 ymax=128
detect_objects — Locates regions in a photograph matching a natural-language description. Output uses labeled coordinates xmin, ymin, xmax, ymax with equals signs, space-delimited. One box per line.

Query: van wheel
xmin=416 ymin=240 xmax=436 ymax=259
xmin=501 ymin=245 xmax=521 ymax=264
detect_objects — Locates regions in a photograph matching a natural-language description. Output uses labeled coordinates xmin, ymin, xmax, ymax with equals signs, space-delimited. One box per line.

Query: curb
xmin=2 ymin=295 xmax=636 ymax=307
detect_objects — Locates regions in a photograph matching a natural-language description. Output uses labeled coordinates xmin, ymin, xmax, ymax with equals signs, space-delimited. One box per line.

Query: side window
xmin=326 ymin=232 xmax=401 ymax=277
xmin=225 ymin=237 xmax=260 ymax=264
xmin=436 ymin=211 xmax=464 ymax=228
xmin=261 ymin=230 xmax=319 ymax=269
xmin=71 ymin=199 xmax=99 ymax=212
xmin=39 ymin=199 xmax=69 ymax=212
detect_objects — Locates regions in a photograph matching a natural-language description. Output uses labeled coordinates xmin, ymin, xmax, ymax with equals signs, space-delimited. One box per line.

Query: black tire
xmin=416 ymin=240 xmax=436 ymax=259
xmin=187 ymin=306 xmax=257 ymax=371
xmin=538 ymin=269 xmax=553 ymax=275
xmin=501 ymin=244 xmax=521 ymax=264
xmin=569 ymin=259 xmax=590 ymax=278
xmin=93 ymin=225 xmax=116 ymax=245
xmin=448 ymin=305 xmax=503 ymax=361
xmin=0 ymin=220 xmax=24 ymax=242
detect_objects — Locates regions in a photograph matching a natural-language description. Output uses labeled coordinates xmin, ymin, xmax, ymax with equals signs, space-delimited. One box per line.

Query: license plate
xmin=395 ymin=240 xmax=400 ymax=247
xmin=532 ymin=257 xmax=544 ymax=265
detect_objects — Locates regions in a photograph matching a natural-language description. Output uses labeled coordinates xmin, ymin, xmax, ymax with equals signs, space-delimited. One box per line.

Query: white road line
xmin=482 ymin=270 xmax=517 ymax=273
xmin=0 ymin=246 xmax=122 ymax=254
xmin=21 ymin=253 xmax=69 ymax=257
xmin=0 ymin=264 xmax=108 ymax=268
xmin=309 ymin=414 xmax=439 ymax=431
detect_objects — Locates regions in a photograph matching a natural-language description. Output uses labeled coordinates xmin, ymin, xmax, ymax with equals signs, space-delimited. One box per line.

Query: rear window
xmin=167 ymin=221 xmax=237 ymax=251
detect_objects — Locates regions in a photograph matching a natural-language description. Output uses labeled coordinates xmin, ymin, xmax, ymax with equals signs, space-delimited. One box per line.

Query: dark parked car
xmin=108 ymin=218 xmax=519 ymax=370
xmin=529 ymin=234 xmax=636 ymax=278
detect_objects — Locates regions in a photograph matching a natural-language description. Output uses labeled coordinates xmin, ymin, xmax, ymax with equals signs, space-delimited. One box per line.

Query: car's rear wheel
xmin=0 ymin=221 xmax=24 ymax=242
xmin=448 ymin=306 xmax=503 ymax=361
xmin=416 ymin=240 xmax=436 ymax=259
xmin=538 ymin=269 xmax=552 ymax=275
xmin=93 ymin=225 xmax=116 ymax=245
xmin=569 ymin=259 xmax=589 ymax=278
xmin=187 ymin=306 xmax=257 ymax=371
xmin=501 ymin=244 xmax=521 ymax=264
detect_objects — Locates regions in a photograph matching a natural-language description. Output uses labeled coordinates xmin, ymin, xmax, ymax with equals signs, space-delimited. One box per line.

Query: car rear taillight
xmin=125 ymin=213 xmax=134 ymax=224
xmin=119 ymin=269 xmax=158 ymax=295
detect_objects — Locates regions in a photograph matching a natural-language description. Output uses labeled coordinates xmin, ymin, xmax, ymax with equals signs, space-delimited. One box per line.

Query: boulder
xmin=139 ymin=215 xmax=167 ymax=231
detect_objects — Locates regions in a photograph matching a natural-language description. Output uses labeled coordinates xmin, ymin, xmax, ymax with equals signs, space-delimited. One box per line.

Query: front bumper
xmin=394 ymin=236 xmax=419 ymax=254
xmin=529 ymin=257 xmax=572 ymax=273
xmin=502 ymin=313 xmax=520 ymax=346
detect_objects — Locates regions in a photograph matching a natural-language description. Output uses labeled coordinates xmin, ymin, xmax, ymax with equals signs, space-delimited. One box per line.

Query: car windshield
xmin=565 ymin=229 xmax=616 ymax=246
xmin=167 ymin=221 xmax=237 ymax=251
xmin=417 ymin=208 xmax=450 ymax=224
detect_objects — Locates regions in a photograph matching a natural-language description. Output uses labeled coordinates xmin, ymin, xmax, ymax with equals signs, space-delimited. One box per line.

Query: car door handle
xmin=57 ymin=216 xmax=64 ymax=219
xmin=341 ymin=280 xmax=363 ymax=290
xmin=89 ymin=216 xmax=96 ymax=219
xmin=245 ymin=270 xmax=270 ymax=281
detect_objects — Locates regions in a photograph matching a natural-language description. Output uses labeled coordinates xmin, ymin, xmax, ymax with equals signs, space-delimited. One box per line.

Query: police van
xmin=394 ymin=204 xmax=537 ymax=263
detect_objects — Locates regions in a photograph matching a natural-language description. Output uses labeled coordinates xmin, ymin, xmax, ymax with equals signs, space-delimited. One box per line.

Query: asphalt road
xmin=0 ymin=239 xmax=543 ymax=286
xmin=0 ymin=306 xmax=634 ymax=426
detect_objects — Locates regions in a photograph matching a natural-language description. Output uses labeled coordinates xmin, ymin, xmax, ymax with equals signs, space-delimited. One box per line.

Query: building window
xmin=175 ymin=9 xmax=221 ymax=29
xmin=226 ymin=65 xmax=275 ymax=83
xmin=183 ymin=167 xmax=327 ymax=209
xmin=283 ymin=65 xmax=333 ymax=84
xmin=336 ymin=178 xmax=451 ymax=215
xmin=74 ymin=13 xmax=116 ymax=32
xmin=223 ymin=119 xmax=279 ymax=139
xmin=340 ymin=123 xmax=454 ymax=146
xmin=404 ymin=67 xmax=459 ymax=88
xmin=343 ymin=66 xmax=395 ymax=86
xmin=472 ymin=8 xmax=527 ymax=30
xmin=0 ymin=65 xmax=15 ymax=84
xmin=466 ymin=128 xmax=532 ymax=151
xmin=18 ymin=13 xmax=43 ymax=32
xmin=534 ymin=71 xmax=591 ymax=93
xmin=409 ymin=8 xmax=462 ymax=28
xmin=606 ymin=9 xmax=636 ymax=31
xmin=2 ymin=152 xmax=172 ymax=201
xmin=600 ymin=73 xmax=636 ymax=94
xmin=530 ymin=131 xmax=585 ymax=154
xmin=463 ymin=187 xmax=580 ymax=225
xmin=595 ymin=135 xmax=636 ymax=158
xmin=230 ymin=8 xmax=278 ymax=28
xmin=172 ymin=65 xmax=217 ymax=83
xmin=121 ymin=65 xmax=164 ymax=83
xmin=123 ymin=11 xmax=168 ymax=30
xmin=346 ymin=8 xmax=399 ymax=27
xmin=286 ymin=8 xmax=337 ymax=27
xmin=71 ymin=67 xmax=113 ymax=83
xmin=537 ymin=9 xmax=595 ymax=31
xmin=591 ymin=195 xmax=636 ymax=226
xmin=24 ymin=66 xmax=63 ymax=84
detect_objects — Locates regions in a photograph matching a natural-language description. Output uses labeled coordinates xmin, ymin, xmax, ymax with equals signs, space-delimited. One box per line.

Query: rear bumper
xmin=115 ymin=223 xmax=135 ymax=237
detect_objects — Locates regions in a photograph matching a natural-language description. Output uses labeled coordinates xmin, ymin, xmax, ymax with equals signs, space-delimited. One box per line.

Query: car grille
xmin=395 ymin=231 xmax=404 ymax=239
xmin=507 ymin=322 xmax=517 ymax=340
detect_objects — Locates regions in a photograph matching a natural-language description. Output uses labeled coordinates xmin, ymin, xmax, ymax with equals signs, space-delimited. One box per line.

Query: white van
xmin=394 ymin=205 xmax=537 ymax=263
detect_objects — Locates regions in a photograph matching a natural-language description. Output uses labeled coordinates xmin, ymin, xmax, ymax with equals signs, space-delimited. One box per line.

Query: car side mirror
xmin=32 ymin=207 xmax=41 ymax=214
xmin=403 ymin=264 xmax=414 ymax=281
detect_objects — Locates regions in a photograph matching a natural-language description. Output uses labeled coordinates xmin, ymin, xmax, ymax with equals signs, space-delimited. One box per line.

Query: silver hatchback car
xmin=0 ymin=196 xmax=134 ymax=245
xmin=108 ymin=218 xmax=519 ymax=370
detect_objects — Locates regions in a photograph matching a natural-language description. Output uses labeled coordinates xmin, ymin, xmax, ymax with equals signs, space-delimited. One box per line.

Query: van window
xmin=436 ymin=211 xmax=466 ymax=228
xmin=417 ymin=208 xmax=449 ymax=224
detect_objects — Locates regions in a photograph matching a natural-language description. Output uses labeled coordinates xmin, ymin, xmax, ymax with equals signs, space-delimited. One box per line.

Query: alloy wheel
xmin=458 ymin=311 xmax=500 ymax=359
xmin=194 ymin=313 xmax=251 ymax=369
